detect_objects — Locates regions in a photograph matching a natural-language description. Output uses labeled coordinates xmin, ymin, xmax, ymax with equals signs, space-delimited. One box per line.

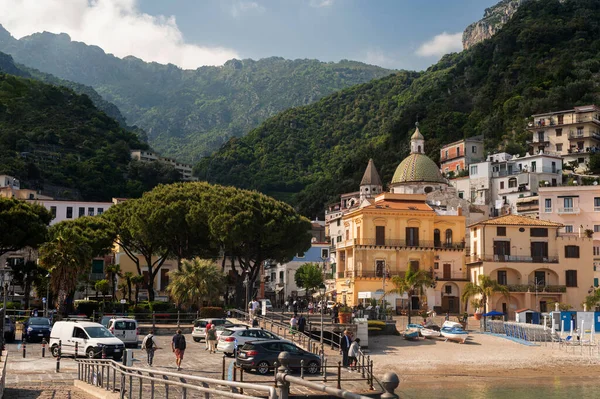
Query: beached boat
xmin=403 ymin=329 xmax=420 ymax=340
xmin=421 ymin=328 xmax=441 ymax=338
xmin=441 ymin=321 xmax=463 ymax=329
xmin=440 ymin=326 xmax=469 ymax=343
xmin=406 ymin=323 xmax=424 ymax=330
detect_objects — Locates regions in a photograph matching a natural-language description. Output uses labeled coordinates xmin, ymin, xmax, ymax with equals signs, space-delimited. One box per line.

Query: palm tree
xmin=461 ymin=275 xmax=509 ymax=315
xmin=39 ymin=231 xmax=92 ymax=315
xmin=166 ymin=258 xmax=225 ymax=309
xmin=387 ymin=268 xmax=434 ymax=325
xmin=131 ymin=275 xmax=144 ymax=305
xmin=123 ymin=272 xmax=134 ymax=302
xmin=105 ymin=264 xmax=122 ymax=300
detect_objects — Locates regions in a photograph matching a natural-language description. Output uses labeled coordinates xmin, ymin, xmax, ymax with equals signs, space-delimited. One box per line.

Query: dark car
xmin=3 ymin=317 xmax=15 ymax=342
xmin=23 ymin=317 xmax=52 ymax=342
xmin=236 ymin=340 xmax=321 ymax=375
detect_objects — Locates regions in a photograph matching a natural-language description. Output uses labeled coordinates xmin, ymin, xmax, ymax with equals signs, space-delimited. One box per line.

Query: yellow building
xmin=114 ymin=251 xmax=177 ymax=301
xmin=467 ymin=215 xmax=594 ymax=318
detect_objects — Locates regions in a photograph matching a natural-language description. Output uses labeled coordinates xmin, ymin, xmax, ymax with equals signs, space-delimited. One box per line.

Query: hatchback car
xmin=23 ymin=317 xmax=52 ymax=342
xmin=236 ymin=340 xmax=321 ymax=375
xmin=191 ymin=318 xmax=232 ymax=342
xmin=217 ymin=327 xmax=283 ymax=357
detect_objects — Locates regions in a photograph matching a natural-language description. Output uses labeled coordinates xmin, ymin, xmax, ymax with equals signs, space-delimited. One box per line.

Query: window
xmin=97 ymin=208 xmax=104 ymax=215
xmin=445 ymin=229 xmax=453 ymax=245
xmin=434 ymin=229 xmax=441 ymax=247
xmin=566 ymin=270 xmax=578 ymax=287
xmin=563 ymin=197 xmax=573 ymax=210
xmin=78 ymin=207 xmax=85 ymax=217
xmin=595 ymin=197 xmax=600 ymax=212
xmin=531 ymin=161 xmax=536 ymax=172
xmin=66 ymin=207 xmax=73 ymax=219
xmin=508 ymin=178 xmax=517 ymax=188
xmin=500 ymin=182 xmax=505 ymax=189
xmin=595 ymin=226 xmax=600 ymax=233
xmin=497 ymin=270 xmax=507 ymax=286
xmin=445 ymin=150 xmax=449 ymax=159
xmin=530 ymin=228 xmax=548 ymax=237
xmin=472 ymin=145 xmax=477 ymax=153
xmin=376 ymin=260 xmax=385 ymax=278
xmin=544 ymin=198 xmax=552 ymax=213
xmin=73 ymin=327 xmax=87 ymax=339
xmin=270 ymin=272 xmax=275 ymax=282
xmin=279 ymin=271 xmax=284 ymax=282
xmin=456 ymin=147 xmax=461 ymax=157
xmin=434 ymin=262 xmax=439 ymax=270
xmin=595 ymin=278 xmax=599 ymax=288
xmin=445 ymin=285 xmax=452 ymax=295
xmin=565 ymin=245 xmax=580 ymax=258
xmin=321 ymin=249 xmax=329 ymax=259
xmin=556 ymin=144 xmax=563 ymax=152
xmin=551 ymin=162 xmax=556 ymax=173
xmin=337 ymin=219 xmax=340 ymax=226
xmin=537 ymin=132 xmax=544 ymax=142
xmin=497 ymin=227 xmax=506 ymax=236
xmin=531 ymin=242 xmax=548 ymax=261
xmin=556 ymin=128 xmax=562 ymax=136
xmin=88 ymin=207 xmax=94 ymax=216
xmin=594 ymin=247 xmax=600 ymax=256
xmin=91 ymin=259 xmax=104 ymax=274
xmin=493 ymin=241 xmax=510 ymax=259
xmin=470 ymin=165 xmax=478 ymax=175
xmin=336 ymin=236 xmax=342 ymax=243
xmin=577 ymin=127 xmax=584 ymax=136
xmin=50 ymin=206 xmax=57 ymax=218
xmin=409 ymin=260 xmax=419 ymax=273
xmin=565 ymin=225 xmax=573 ymax=233
xmin=458 ymin=191 xmax=464 ymax=199
xmin=376 ymin=226 xmax=385 ymax=246
xmin=406 ymin=227 xmax=419 ymax=247
xmin=473 ymin=228 xmax=478 ymax=238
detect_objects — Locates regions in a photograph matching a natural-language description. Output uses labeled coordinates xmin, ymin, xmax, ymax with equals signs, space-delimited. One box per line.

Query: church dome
xmin=391 ymin=153 xmax=446 ymax=185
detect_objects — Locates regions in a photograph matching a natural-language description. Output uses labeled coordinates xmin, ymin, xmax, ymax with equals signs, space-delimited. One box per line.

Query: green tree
xmin=131 ymin=274 xmax=144 ymax=305
xmin=166 ymin=258 xmax=225 ymax=308
xmin=387 ymin=269 xmax=434 ymax=325
xmin=461 ymin=274 xmax=510 ymax=315
xmin=105 ymin=264 xmax=122 ymax=300
xmin=0 ymin=197 xmax=52 ymax=257
xmin=123 ymin=272 xmax=134 ymax=302
xmin=294 ymin=263 xmax=324 ymax=297
xmin=38 ymin=229 xmax=92 ymax=315
xmin=94 ymin=279 xmax=110 ymax=311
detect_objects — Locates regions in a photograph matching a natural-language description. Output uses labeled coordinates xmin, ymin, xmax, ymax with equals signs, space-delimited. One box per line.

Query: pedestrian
xmin=332 ymin=304 xmax=339 ymax=324
xmin=252 ymin=317 xmax=259 ymax=328
xmin=171 ymin=329 xmax=186 ymax=371
xmin=348 ymin=338 xmax=360 ymax=371
xmin=445 ymin=311 xmax=450 ymax=321
xmin=298 ymin=313 xmax=306 ymax=334
xmin=340 ymin=329 xmax=352 ymax=368
xmin=292 ymin=300 xmax=298 ymax=314
xmin=284 ymin=300 xmax=289 ymax=313
xmin=249 ymin=297 xmax=259 ymax=320
xmin=290 ymin=314 xmax=298 ymax=334
xmin=206 ymin=325 xmax=218 ymax=354
xmin=308 ymin=302 xmax=314 ymax=314
xmin=142 ymin=330 xmax=158 ymax=366
xmin=204 ymin=322 xmax=212 ymax=351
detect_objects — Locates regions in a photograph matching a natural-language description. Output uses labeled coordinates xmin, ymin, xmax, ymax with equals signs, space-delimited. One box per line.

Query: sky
xmin=0 ymin=0 xmax=500 ymax=71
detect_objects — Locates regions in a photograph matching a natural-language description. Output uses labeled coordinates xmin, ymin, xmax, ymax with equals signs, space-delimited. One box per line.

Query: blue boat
xmin=440 ymin=326 xmax=469 ymax=344
xmin=403 ymin=329 xmax=420 ymax=340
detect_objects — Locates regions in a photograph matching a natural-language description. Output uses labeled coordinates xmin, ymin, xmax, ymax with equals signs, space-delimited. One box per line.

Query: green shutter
xmin=91 ymin=259 xmax=104 ymax=274
xmin=595 ymin=278 xmax=599 ymax=288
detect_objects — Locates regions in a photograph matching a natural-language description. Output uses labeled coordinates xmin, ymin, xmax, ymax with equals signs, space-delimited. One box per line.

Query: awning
xmin=483 ymin=310 xmax=504 ymax=317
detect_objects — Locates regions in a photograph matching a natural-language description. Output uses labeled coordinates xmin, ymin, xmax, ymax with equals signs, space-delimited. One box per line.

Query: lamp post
xmin=45 ymin=273 xmax=51 ymax=318
xmin=319 ymin=283 xmax=326 ymax=354
xmin=2 ymin=263 xmax=8 ymax=312
xmin=244 ymin=275 xmax=250 ymax=318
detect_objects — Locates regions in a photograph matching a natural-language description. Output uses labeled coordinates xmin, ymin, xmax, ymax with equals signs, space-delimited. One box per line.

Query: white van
xmin=107 ymin=318 xmax=138 ymax=347
xmin=49 ymin=321 xmax=125 ymax=360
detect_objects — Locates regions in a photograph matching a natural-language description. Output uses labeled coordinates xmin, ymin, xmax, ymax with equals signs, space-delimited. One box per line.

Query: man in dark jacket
xmin=171 ymin=329 xmax=187 ymax=371
xmin=298 ymin=313 xmax=307 ymax=333
xmin=340 ymin=329 xmax=352 ymax=367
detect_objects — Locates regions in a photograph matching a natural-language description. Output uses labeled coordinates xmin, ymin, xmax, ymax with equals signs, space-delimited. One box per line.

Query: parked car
xmin=49 ymin=321 xmax=124 ymax=360
xmin=3 ymin=317 xmax=15 ymax=342
xmin=236 ymin=340 xmax=321 ymax=375
xmin=107 ymin=318 xmax=138 ymax=348
xmin=23 ymin=317 xmax=52 ymax=342
xmin=217 ymin=327 xmax=283 ymax=357
xmin=191 ymin=318 xmax=232 ymax=342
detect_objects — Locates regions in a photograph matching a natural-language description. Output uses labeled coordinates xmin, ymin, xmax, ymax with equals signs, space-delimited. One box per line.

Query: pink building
xmin=538 ymin=185 xmax=600 ymax=288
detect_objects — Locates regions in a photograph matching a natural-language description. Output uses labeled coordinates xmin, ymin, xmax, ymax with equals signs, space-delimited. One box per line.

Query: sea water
xmin=397 ymin=376 xmax=600 ymax=399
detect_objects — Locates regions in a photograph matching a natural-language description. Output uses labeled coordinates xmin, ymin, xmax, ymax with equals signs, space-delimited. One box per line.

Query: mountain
xmin=0 ymin=61 xmax=179 ymax=200
xmin=199 ymin=0 xmax=600 ymax=217
xmin=462 ymin=0 xmax=527 ymax=49
xmin=0 ymin=27 xmax=393 ymax=162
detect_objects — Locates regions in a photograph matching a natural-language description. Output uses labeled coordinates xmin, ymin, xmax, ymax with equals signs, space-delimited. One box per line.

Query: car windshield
xmin=29 ymin=318 xmax=50 ymax=326
xmin=220 ymin=330 xmax=234 ymax=337
xmin=84 ymin=326 xmax=114 ymax=338
xmin=194 ymin=320 xmax=207 ymax=328
xmin=241 ymin=343 xmax=256 ymax=350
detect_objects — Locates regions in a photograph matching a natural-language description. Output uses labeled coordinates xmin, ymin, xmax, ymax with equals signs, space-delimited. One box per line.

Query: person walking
xmin=171 ymin=329 xmax=187 ymax=371
xmin=290 ymin=314 xmax=298 ymax=334
xmin=204 ymin=322 xmax=212 ymax=351
xmin=340 ymin=329 xmax=352 ymax=368
xmin=298 ymin=313 xmax=306 ymax=334
xmin=142 ymin=330 xmax=158 ymax=366
xmin=332 ymin=304 xmax=339 ymax=324
xmin=348 ymin=338 xmax=361 ymax=371
xmin=206 ymin=325 xmax=218 ymax=354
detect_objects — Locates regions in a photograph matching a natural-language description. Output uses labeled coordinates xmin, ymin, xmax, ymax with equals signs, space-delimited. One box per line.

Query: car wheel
xmin=113 ymin=354 xmax=122 ymax=361
xmin=224 ymin=352 xmax=233 ymax=357
xmin=193 ymin=337 xmax=201 ymax=342
xmin=256 ymin=361 xmax=270 ymax=375
xmin=86 ymin=348 xmax=96 ymax=359
xmin=51 ymin=345 xmax=59 ymax=358
xmin=306 ymin=361 xmax=320 ymax=375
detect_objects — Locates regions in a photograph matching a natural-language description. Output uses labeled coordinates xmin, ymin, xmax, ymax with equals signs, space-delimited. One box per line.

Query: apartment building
xmin=440 ymin=136 xmax=484 ymax=175
xmin=467 ymin=215 xmax=593 ymax=318
xmin=527 ymin=105 xmax=600 ymax=171
xmin=27 ymin=199 xmax=115 ymax=225
xmin=130 ymin=150 xmax=197 ymax=181
xmin=538 ymin=185 xmax=600 ymax=288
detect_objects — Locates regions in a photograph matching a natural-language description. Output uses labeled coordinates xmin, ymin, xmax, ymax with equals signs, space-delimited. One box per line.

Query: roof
xmin=364 ymin=200 xmax=433 ymax=212
xmin=391 ymin=153 xmax=446 ymax=185
xmin=411 ymin=127 xmax=424 ymax=140
xmin=468 ymin=214 xmax=563 ymax=228
xmin=441 ymin=135 xmax=484 ymax=148
xmin=515 ymin=308 xmax=536 ymax=313
xmin=360 ymin=159 xmax=383 ymax=186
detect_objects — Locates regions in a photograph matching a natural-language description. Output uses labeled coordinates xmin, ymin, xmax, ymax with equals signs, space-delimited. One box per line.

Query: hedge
xmin=199 ymin=307 xmax=224 ymax=318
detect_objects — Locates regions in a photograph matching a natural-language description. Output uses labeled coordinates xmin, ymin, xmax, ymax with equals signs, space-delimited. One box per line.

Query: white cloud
xmin=416 ymin=32 xmax=463 ymax=58
xmin=230 ymin=1 xmax=265 ymax=18
xmin=362 ymin=49 xmax=399 ymax=69
xmin=0 ymin=0 xmax=239 ymax=69
xmin=309 ymin=0 xmax=335 ymax=8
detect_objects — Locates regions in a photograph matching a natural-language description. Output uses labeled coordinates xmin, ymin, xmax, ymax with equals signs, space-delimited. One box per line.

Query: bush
xmin=200 ymin=307 xmax=224 ymax=318
xmin=5 ymin=301 xmax=21 ymax=310
xmin=150 ymin=301 xmax=175 ymax=312
xmin=75 ymin=300 xmax=100 ymax=317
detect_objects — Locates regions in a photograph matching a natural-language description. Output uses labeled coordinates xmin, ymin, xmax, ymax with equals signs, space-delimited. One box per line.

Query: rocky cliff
xmin=462 ymin=0 xmax=527 ymax=49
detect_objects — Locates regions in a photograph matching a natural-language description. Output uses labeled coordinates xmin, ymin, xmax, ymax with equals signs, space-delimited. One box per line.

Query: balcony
xmin=558 ymin=207 xmax=580 ymax=214
xmin=505 ymin=284 xmax=567 ymax=293
xmin=466 ymin=255 xmax=559 ymax=264
xmin=354 ymin=238 xmax=466 ymax=250
xmin=568 ymin=130 xmax=600 ymax=140
xmin=90 ymin=273 xmax=104 ymax=281
xmin=434 ymin=271 xmax=469 ymax=281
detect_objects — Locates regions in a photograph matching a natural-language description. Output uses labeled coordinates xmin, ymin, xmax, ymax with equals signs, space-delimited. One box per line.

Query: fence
xmin=75 ymin=352 xmax=401 ymax=399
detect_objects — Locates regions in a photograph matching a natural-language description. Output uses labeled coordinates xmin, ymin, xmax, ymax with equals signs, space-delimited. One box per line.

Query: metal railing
xmin=466 ymin=255 xmax=559 ymax=264
xmin=351 ymin=238 xmax=465 ymax=250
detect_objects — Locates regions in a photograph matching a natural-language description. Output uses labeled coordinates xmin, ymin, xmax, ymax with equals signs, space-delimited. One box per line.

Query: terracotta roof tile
xmin=364 ymin=200 xmax=433 ymax=212
xmin=469 ymin=214 xmax=563 ymax=228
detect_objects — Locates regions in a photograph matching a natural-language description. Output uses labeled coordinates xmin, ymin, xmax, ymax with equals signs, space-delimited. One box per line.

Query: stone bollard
xmin=380 ymin=372 xmax=400 ymax=399
xmin=56 ymin=340 xmax=62 ymax=373
xmin=22 ymin=337 xmax=26 ymax=358
xmin=75 ymin=341 xmax=78 ymax=358
xmin=276 ymin=352 xmax=291 ymax=399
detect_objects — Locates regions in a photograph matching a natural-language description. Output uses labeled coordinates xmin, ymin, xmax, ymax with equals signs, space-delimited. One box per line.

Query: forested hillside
xmin=0 ymin=68 xmax=174 ymax=200
xmin=0 ymin=26 xmax=393 ymax=162
xmin=198 ymin=0 xmax=600 ymax=217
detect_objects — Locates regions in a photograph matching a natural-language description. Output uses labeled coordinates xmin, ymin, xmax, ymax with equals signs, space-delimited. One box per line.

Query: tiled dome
xmin=391 ymin=153 xmax=446 ymax=184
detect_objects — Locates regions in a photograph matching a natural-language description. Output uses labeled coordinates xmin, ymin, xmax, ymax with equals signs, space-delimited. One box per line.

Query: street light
xmin=244 ymin=275 xmax=250 ymax=319
xmin=45 ymin=273 xmax=51 ymax=318
xmin=318 ymin=283 xmax=326 ymax=354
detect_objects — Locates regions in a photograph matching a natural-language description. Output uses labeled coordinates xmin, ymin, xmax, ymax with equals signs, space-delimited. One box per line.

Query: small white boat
xmin=441 ymin=321 xmax=463 ymax=329
xmin=421 ymin=328 xmax=441 ymax=338
xmin=440 ymin=326 xmax=469 ymax=344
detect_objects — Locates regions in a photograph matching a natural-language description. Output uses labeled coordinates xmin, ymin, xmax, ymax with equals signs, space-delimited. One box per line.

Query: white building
xmin=131 ymin=150 xmax=197 ymax=182
xmin=26 ymin=199 xmax=116 ymax=225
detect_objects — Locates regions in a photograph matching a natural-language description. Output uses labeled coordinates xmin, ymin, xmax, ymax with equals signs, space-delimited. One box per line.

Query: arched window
xmin=434 ymin=229 xmax=441 ymax=247
xmin=418 ymin=145 xmax=422 ymax=153
xmin=424 ymin=186 xmax=433 ymax=193
xmin=445 ymin=229 xmax=453 ymax=246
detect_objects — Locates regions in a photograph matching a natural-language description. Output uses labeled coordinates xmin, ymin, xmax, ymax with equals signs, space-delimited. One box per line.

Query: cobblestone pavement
xmin=4 ymin=384 xmax=91 ymax=399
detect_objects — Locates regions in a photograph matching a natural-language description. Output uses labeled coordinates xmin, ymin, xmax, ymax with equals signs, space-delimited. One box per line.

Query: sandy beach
xmin=368 ymin=332 xmax=600 ymax=388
